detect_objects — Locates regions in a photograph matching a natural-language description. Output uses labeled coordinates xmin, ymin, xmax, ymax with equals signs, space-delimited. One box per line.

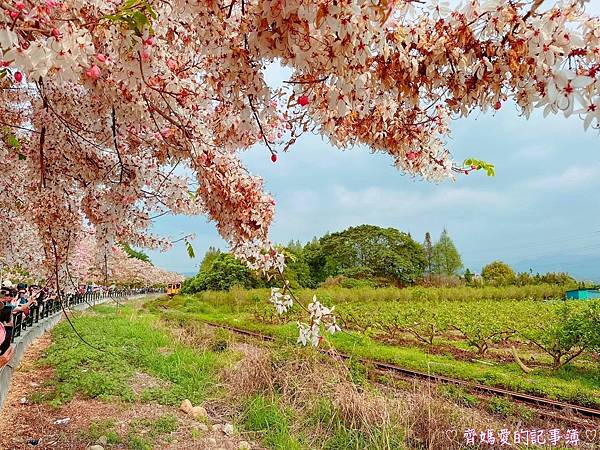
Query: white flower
xmin=0 ymin=29 xmax=18 ymax=48
xmin=546 ymin=70 xmax=593 ymax=117
xmin=575 ymin=99 xmax=600 ymax=131
xmin=326 ymin=320 xmax=341 ymax=335
xmin=310 ymin=323 xmax=320 ymax=347
xmin=269 ymin=287 xmax=292 ymax=314
xmin=297 ymin=322 xmax=311 ymax=346
xmin=297 ymin=321 xmax=322 ymax=347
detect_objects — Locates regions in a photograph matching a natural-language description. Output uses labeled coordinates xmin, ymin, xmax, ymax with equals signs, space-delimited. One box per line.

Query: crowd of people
xmin=0 ymin=282 xmax=166 ymax=365
xmin=0 ymin=284 xmax=58 ymax=362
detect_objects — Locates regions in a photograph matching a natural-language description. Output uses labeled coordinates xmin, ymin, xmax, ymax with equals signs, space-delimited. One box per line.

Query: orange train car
xmin=166 ymin=283 xmax=181 ymax=298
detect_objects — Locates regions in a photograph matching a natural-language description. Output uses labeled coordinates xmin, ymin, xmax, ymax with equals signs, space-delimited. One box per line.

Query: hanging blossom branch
xmin=269 ymin=276 xmax=340 ymax=347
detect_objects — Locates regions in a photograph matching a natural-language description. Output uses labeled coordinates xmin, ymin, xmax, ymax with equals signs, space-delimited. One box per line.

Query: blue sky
xmin=148 ymin=4 xmax=600 ymax=280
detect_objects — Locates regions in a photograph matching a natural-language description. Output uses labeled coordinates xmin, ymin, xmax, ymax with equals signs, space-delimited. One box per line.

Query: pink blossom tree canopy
xmin=0 ymin=0 xmax=598 ymax=285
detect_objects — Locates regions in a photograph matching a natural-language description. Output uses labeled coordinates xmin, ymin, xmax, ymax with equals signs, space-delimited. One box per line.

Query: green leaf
xmin=102 ymin=0 xmax=157 ymax=36
xmin=18 ymin=153 xmax=26 ymax=160
xmin=462 ymin=158 xmax=495 ymax=177
xmin=8 ymin=134 xmax=21 ymax=150
xmin=132 ymin=11 xmax=149 ymax=32
xmin=122 ymin=0 xmax=140 ymax=10
xmin=185 ymin=240 xmax=195 ymax=259
xmin=120 ymin=242 xmax=152 ymax=264
xmin=3 ymin=128 xmax=22 ymax=152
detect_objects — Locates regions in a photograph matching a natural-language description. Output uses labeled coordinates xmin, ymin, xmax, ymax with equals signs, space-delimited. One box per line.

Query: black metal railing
xmin=8 ymin=288 xmax=164 ymax=344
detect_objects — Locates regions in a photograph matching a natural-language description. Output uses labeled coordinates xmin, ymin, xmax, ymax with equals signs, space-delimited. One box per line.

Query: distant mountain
xmin=512 ymin=254 xmax=600 ymax=283
xmin=180 ymin=271 xmax=196 ymax=278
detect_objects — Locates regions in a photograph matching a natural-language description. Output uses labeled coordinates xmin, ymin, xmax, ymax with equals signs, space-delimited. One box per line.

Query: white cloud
xmin=332 ymin=185 xmax=507 ymax=215
xmin=526 ymin=165 xmax=600 ymax=190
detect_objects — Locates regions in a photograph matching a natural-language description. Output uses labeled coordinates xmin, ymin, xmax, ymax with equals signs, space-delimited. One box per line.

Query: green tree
xmin=199 ymin=247 xmax=221 ymax=273
xmin=581 ymin=302 xmax=600 ymax=359
xmin=464 ymin=268 xmax=474 ymax=283
xmin=423 ymin=232 xmax=434 ymax=275
xmin=518 ymin=303 xmax=590 ymax=370
xmin=183 ymin=252 xmax=261 ymax=292
xmin=286 ymin=240 xmax=303 ymax=253
xmin=280 ymin=244 xmax=313 ymax=288
xmin=120 ymin=242 xmax=152 ymax=264
xmin=515 ymin=271 xmax=533 ymax=286
xmin=481 ymin=261 xmax=516 ymax=285
xmin=303 ymin=237 xmax=329 ymax=286
xmin=538 ymin=272 xmax=577 ymax=285
xmin=431 ymin=229 xmax=463 ymax=276
xmin=308 ymin=224 xmax=426 ymax=286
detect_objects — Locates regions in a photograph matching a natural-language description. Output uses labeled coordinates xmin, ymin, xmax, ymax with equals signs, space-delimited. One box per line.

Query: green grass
xmin=37 ymin=298 xmax=414 ymax=450
xmin=243 ymin=395 xmax=303 ymax=450
xmin=438 ymin=385 xmax=479 ymax=407
xmin=41 ymin=304 xmax=225 ymax=407
xmin=487 ymin=396 xmax=514 ymax=417
xmin=147 ymin=294 xmax=600 ymax=408
xmin=78 ymin=419 xmax=122 ymax=445
xmin=130 ymin=413 xmax=179 ymax=438
xmin=127 ymin=435 xmax=152 ymax=450
xmin=77 ymin=415 xmax=180 ymax=449
xmin=241 ymin=394 xmax=405 ymax=450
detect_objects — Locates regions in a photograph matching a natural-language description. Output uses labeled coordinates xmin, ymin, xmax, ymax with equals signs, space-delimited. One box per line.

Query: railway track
xmin=198 ymin=319 xmax=600 ymax=424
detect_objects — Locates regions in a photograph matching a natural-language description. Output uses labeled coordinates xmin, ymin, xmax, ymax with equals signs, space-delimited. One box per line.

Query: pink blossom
xmin=140 ymin=48 xmax=150 ymax=61
xmin=85 ymin=64 xmax=101 ymax=80
xmin=297 ymin=95 xmax=309 ymax=107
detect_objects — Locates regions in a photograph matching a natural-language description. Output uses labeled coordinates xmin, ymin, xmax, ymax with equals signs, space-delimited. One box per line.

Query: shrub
xmin=481 ymin=261 xmax=516 ymax=285
xmin=340 ymin=278 xmax=375 ymax=289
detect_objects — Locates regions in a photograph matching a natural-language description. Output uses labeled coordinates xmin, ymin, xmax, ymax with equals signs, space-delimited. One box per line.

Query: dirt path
xmin=0 ymin=331 xmax=258 ymax=450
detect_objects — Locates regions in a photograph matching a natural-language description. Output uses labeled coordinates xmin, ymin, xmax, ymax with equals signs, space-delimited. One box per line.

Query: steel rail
xmin=198 ymin=319 xmax=600 ymax=422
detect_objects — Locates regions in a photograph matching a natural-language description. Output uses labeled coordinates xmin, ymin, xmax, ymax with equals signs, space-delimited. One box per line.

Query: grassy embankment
xmin=31 ymin=301 xmax=406 ymax=449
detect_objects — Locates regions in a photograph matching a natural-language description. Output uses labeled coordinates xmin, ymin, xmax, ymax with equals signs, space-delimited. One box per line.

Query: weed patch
xmin=40 ymin=305 xmax=223 ymax=407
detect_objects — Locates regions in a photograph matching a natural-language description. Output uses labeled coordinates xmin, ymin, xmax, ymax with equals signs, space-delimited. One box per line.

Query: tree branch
xmin=247 ymin=94 xmax=275 ymax=155
xmin=111 ymin=105 xmax=125 ymax=183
